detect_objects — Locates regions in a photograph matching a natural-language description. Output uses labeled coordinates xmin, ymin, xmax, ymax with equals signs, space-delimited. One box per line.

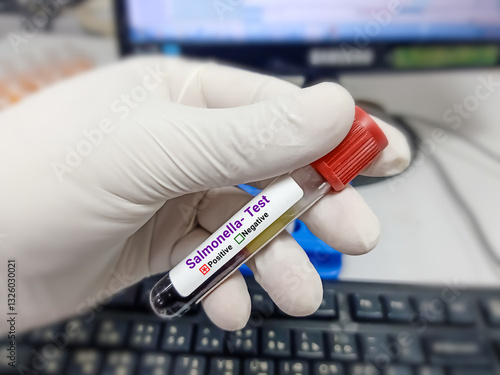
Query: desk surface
xmin=1 ymin=32 xmax=499 ymax=287
xmin=340 ymin=70 xmax=500 ymax=287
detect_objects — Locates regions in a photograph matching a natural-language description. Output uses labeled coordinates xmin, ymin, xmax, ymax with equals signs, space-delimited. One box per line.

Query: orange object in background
xmin=0 ymin=82 xmax=9 ymax=110
xmin=0 ymin=80 xmax=23 ymax=105
xmin=0 ymin=48 xmax=94 ymax=112
xmin=17 ymin=73 xmax=41 ymax=94
xmin=60 ymin=57 xmax=93 ymax=77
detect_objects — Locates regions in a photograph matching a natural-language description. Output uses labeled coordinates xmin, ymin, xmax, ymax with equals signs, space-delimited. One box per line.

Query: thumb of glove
xmin=106 ymin=82 xmax=355 ymax=203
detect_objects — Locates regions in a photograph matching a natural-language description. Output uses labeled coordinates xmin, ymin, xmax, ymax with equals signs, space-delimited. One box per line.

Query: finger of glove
xmin=129 ymin=81 xmax=355 ymax=197
xmin=360 ymin=115 xmax=411 ymax=177
xmin=245 ymin=231 xmax=323 ymax=317
xmin=152 ymin=57 xmax=409 ymax=177
xmin=299 ymin=185 xmax=381 ymax=255
xmin=137 ymin=57 xmax=410 ymax=177
xmin=146 ymin=57 xmax=301 ymax=107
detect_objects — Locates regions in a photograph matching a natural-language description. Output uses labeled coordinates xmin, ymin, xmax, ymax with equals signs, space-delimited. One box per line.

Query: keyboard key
xmin=262 ymin=328 xmax=291 ymax=357
xmin=348 ymin=363 xmax=380 ymax=375
xmin=28 ymin=323 xmax=63 ymax=344
xmin=385 ymin=365 xmax=412 ymax=375
xmin=0 ymin=344 xmax=32 ymax=375
xmin=66 ymin=349 xmax=103 ymax=375
xmin=161 ymin=322 xmax=193 ymax=352
xmin=295 ymin=330 xmax=324 ymax=359
xmin=280 ymin=360 xmax=309 ymax=375
xmin=447 ymin=299 xmax=476 ymax=325
xmin=482 ymin=297 xmax=500 ymax=326
xmin=359 ymin=333 xmax=388 ymax=363
xmin=195 ymin=324 xmax=225 ymax=354
xmin=414 ymin=297 xmax=446 ymax=324
xmin=139 ymin=353 xmax=172 ymax=375
xmin=102 ymin=351 xmax=138 ymax=375
xmin=129 ymin=322 xmax=161 ymax=350
xmin=95 ymin=319 xmax=129 ymax=347
xmin=174 ymin=355 xmax=206 ymax=375
xmin=227 ymin=328 xmax=258 ymax=355
xmin=313 ymin=289 xmax=338 ymax=319
xmin=350 ymin=294 xmax=384 ymax=321
xmin=313 ymin=361 xmax=343 ymax=375
xmin=448 ymin=367 xmax=495 ymax=375
xmin=327 ymin=333 xmax=359 ymax=361
xmin=425 ymin=334 xmax=490 ymax=365
xmin=245 ymin=359 xmax=274 ymax=375
xmin=38 ymin=346 xmax=67 ymax=375
xmin=64 ymin=318 xmax=96 ymax=345
xmin=382 ymin=295 xmax=413 ymax=322
xmin=417 ymin=367 xmax=445 ymax=375
xmin=210 ymin=357 xmax=240 ymax=375
xmin=387 ymin=333 xmax=424 ymax=364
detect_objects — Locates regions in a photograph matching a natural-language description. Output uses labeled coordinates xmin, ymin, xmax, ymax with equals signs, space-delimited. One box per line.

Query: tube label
xmin=169 ymin=175 xmax=304 ymax=297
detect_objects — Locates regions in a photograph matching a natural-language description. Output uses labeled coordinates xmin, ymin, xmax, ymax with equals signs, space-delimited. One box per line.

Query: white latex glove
xmin=0 ymin=56 xmax=410 ymax=334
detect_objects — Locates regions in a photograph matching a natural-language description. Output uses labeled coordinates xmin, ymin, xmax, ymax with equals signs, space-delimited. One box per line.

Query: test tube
xmin=150 ymin=106 xmax=388 ymax=319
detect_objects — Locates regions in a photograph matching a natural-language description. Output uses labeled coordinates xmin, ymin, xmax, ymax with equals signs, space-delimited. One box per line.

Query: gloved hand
xmin=0 ymin=56 xmax=410 ymax=334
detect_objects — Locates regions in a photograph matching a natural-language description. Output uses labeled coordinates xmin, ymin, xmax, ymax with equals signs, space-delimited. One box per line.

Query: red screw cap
xmin=311 ymin=106 xmax=388 ymax=191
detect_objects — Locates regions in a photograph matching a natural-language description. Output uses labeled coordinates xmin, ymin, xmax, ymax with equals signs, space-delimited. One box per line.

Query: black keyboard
xmin=2 ymin=275 xmax=500 ymax=375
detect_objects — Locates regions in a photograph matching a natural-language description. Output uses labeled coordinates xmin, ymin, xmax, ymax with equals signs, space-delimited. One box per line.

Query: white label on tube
xmin=169 ymin=175 xmax=304 ymax=297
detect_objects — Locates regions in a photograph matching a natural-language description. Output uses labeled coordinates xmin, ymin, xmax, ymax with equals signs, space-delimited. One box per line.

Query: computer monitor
xmin=115 ymin=0 xmax=500 ymax=76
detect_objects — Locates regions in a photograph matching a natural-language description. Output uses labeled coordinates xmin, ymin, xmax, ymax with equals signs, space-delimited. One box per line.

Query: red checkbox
xmin=199 ymin=264 xmax=210 ymax=275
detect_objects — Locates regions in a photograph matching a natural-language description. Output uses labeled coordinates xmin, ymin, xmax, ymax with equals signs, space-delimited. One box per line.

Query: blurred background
xmin=1 ymin=0 xmax=500 ymax=374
